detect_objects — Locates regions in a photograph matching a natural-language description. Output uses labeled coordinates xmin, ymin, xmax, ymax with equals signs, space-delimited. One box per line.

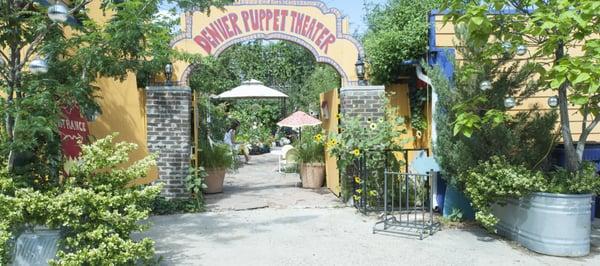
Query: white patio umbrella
xmin=213 ymin=79 xmax=289 ymax=99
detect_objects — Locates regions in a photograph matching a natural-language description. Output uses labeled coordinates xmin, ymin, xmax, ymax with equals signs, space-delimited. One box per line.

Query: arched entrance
xmin=147 ymin=0 xmax=363 ymax=199
xmin=170 ymin=0 xmax=363 ymax=86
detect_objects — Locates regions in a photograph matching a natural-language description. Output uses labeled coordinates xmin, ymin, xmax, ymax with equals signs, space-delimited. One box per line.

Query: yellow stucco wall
xmin=85 ymin=1 xmax=156 ymax=182
xmin=433 ymin=14 xmax=600 ymax=142
xmin=320 ymin=89 xmax=340 ymax=196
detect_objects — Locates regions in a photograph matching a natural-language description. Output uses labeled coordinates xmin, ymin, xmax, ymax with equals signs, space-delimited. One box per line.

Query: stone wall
xmin=340 ymin=86 xmax=385 ymax=123
xmin=145 ymin=86 xmax=192 ymax=199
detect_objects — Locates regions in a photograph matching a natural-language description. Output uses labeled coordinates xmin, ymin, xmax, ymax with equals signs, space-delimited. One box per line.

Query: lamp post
xmin=355 ymin=53 xmax=367 ymax=86
xmin=164 ymin=62 xmax=173 ymax=86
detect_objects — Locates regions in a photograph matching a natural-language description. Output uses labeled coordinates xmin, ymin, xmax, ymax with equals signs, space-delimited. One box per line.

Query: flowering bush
xmin=327 ymin=106 xmax=409 ymax=203
xmin=296 ymin=126 xmax=325 ymax=165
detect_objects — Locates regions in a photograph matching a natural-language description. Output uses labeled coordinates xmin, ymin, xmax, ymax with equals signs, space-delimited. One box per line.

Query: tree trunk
xmin=555 ymin=42 xmax=580 ymax=172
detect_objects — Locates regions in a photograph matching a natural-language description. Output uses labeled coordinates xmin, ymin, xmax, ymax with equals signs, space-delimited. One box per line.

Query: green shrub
xmin=461 ymin=156 xmax=548 ymax=231
xmin=0 ymin=134 xmax=161 ymax=265
xmin=295 ymin=127 xmax=325 ymax=164
xmin=200 ymin=143 xmax=233 ymax=170
xmin=545 ymin=162 xmax=600 ymax=195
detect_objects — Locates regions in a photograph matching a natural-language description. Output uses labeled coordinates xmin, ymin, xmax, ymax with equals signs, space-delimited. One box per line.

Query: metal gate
xmin=355 ymin=150 xmax=440 ymax=239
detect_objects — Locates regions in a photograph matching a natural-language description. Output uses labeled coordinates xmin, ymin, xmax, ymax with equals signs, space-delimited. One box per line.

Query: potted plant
xmin=462 ymin=157 xmax=599 ymax=257
xmin=296 ymin=128 xmax=326 ymax=188
xmin=200 ymin=143 xmax=233 ymax=194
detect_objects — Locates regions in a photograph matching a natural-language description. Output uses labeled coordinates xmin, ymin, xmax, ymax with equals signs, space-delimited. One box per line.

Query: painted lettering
xmin=280 ymin=10 xmax=289 ymax=31
xmin=194 ymin=35 xmax=212 ymax=54
xmin=241 ymin=11 xmax=251 ymax=32
xmin=312 ymin=22 xmax=324 ymax=41
xmin=305 ymin=18 xmax=317 ymax=41
xmin=229 ymin=13 xmax=242 ymax=35
xmin=316 ymin=28 xmax=330 ymax=46
xmin=259 ymin=9 xmax=266 ymax=31
xmin=201 ymin=29 xmax=218 ymax=47
xmin=301 ymin=15 xmax=311 ymax=37
xmin=290 ymin=11 xmax=298 ymax=32
xmin=295 ymin=13 xmax=305 ymax=34
xmin=320 ymin=33 xmax=336 ymax=54
xmin=215 ymin=19 xmax=229 ymax=39
xmin=250 ymin=9 xmax=260 ymax=30
xmin=207 ymin=23 xmax=224 ymax=44
xmin=221 ymin=16 xmax=234 ymax=37
xmin=273 ymin=9 xmax=280 ymax=31
xmin=265 ymin=9 xmax=273 ymax=31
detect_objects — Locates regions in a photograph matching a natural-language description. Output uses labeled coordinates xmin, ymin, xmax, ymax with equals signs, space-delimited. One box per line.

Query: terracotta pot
xmin=300 ymin=163 xmax=325 ymax=189
xmin=204 ymin=168 xmax=226 ymax=194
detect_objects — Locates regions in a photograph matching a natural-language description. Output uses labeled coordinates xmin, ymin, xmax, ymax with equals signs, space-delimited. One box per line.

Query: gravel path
xmin=143 ymin=151 xmax=600 ymax=265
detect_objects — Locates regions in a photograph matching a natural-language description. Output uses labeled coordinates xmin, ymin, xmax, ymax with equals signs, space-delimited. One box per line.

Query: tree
xmin=0 ymin=0 xmax=231 ymax=173
xmin=442 ymin=0 xmax=600 ymax=173
xmin=363 ymin=0 xmax=440 ymax=84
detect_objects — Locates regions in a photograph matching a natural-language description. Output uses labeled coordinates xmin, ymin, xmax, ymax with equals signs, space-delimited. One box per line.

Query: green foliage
xmin=448 ymin=208 xmax=464 ymax=222
xmin=363 ymin=0 xmax=440 ymax=84
xmin=462 ymin=156 xmax=547 ymax=232
xmin=185 ymin=167 xmax=208 ymax=211
xmin=229 ymin=101 xmax=279 ymax=146
xmin=428 ymin=29 xmax=558 ymax=188
xmin=545 ymin=162 xmax=600 ymax=195
xmin=200 ymin=143 xmax=233 ymax=170
xmin=150 ymin=197 xmax=203 ymax=216
xmin=462 ymin=156 xmax=600 ymax=232
xmin=189 ymin=41 xmax=340 ymax=111
xmin=295 ymin=127 xmax=325 ymax=164
xmin=442 ymin=0 xmax=600 ymax=172
xmin=328 ymin=102 xmax=408 ymax=202
xmin=0 ymin=134 xmax=161 ymax=265
xmin=409 ymin=88 xmax=429 ymax=133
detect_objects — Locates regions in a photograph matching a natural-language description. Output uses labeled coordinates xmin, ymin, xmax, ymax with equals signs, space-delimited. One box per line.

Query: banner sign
xmin=58 ymin=105 xmax=89 ymax=159
xmin=194 ymin=8 xmax=337 ymax=54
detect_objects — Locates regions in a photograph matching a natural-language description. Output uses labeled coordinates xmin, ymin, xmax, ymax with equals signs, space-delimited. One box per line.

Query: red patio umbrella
xmin=277 ymin=111 xmax=322 ymax=128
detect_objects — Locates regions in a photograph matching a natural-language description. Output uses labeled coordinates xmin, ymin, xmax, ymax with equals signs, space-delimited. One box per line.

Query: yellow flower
xmin=378 ymin=117 xmax=385 ymax=123
xmin=367 ymin=118 xmax=372 ymax=122
xmin=369 ymin=123 xmax=377 ymax=130
xmin=369 ymin=190 xmax=378 ymax=197
xmin=354 ymin=176 xmax=361 ymax=184
xmin=336 ymin=113 xmax=341 ymax=119
xmin=328 ymin=139 xmax=337 ymax=147
xmin=314 ymin=134 xmax=323 ymax=142
xmin=353 ymin=148 xmax=361 ymax=157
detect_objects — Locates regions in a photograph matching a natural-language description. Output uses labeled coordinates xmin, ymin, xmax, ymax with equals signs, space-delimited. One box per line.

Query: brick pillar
xmin=340 ymin=86 xmax=385 ymax=123
xmin=145 ymin=86 xmax=192 ymax=199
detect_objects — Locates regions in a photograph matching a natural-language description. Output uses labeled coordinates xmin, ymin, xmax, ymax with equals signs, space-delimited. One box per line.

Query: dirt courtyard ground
xmin=143 ymin=151 xmax=600 ymax=265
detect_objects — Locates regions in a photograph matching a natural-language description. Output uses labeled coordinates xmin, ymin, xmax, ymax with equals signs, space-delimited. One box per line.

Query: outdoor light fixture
xmin=355 ymin=53 xmax=366 ymax=85
xmin=516 ymin=45 xmax=528 ymax=56
xmin=504 ymin=97 xmax=516 ymax=109
xmin=164 ymin=62 xmax=173 ymax=86
xmin=548 ymin=96 xmax=559 ymax=108
xmin=29 ymin=58 xmax=48 ymax=74
xmin=480 ymin=80 xmax=492 ymax=91
xmin=48 ymin=4 xmax=69 ymax=23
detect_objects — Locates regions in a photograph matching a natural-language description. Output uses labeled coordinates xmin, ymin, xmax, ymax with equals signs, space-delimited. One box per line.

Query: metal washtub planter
xmin=491 ymin=192 xmax=593 ymax=257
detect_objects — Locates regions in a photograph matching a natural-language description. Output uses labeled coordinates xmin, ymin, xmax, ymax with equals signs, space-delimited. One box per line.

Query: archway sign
xmin=170 ymin=0 xmax=364 ymax=85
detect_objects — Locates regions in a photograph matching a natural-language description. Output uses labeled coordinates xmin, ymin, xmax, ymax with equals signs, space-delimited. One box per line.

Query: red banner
xmin=58 ymin=105 xmax=89 ymax=159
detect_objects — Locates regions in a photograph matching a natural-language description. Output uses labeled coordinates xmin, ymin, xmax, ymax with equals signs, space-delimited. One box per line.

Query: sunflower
xmin=336 ymin=113 xmax=341 ymax=119
xmin=369 ymin=123 xmax=377 ymax=130
xmin=328 ymin=139 xmax=337 ymax=147
xmin=314 ymin=134 xmax=323 ymax=142
xmin=367 ymin=117 xmax=372 ymax=122
xmin=378 ymin=117 xmax=384 ymax=123
xmin=353 ymin=148 xmax=361 ymax=157
xmin=354 ymin=176 xmax=361 ymax=184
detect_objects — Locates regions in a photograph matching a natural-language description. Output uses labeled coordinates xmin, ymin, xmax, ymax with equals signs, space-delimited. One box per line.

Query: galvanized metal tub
xmin=492 ymin=192 xmax=592 ymax=257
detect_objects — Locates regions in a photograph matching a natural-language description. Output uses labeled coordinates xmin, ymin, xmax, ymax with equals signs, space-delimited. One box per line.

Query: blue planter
xmin=443 ymin=184 xmax=475 ymax=220
xmin=436 ymin=175 xmax=447 ymax=213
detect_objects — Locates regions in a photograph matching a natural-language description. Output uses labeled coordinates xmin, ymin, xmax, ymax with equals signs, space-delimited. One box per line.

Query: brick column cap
xmin=340 ymin=86 xmax=385 ymax=92
xmin=145 ymin=86 xmax=192 ymax=92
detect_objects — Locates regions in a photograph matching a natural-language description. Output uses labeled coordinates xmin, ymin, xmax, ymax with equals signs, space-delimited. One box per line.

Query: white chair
xmin=278 ymin=145 xmax=297 ymax=173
